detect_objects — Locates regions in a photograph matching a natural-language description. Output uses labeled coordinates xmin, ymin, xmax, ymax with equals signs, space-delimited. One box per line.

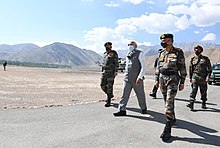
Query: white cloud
xmin=84 ymin=13 xmax=190 ymax=52
xmin=117 ymin=13 xmax=188 ymax=34
xmin=105 ymin=1 xmax=120 ymax=7
xmin=197 ymin=0 xmax=220 ymax=5
xmin=194 ymin=30 xmax=200 ymax=34
xmin=167 ymin=1 xmax=220 ymax=27
xmin=142 ymin=41 xmax=153 ymax=46
xmin=167 ymin=0 xmax=220 ymax=5
xmin=114 ymin=24 xmax=137 ymax=35
xmin=83 ymin=25 xmax=155 ymax=53
xmin=122 ymin=0 xmax=146 ymax=5
xmin=175 ymin=15 xmax=191 ymax=30
xmin=84 ymin=0 xmax=220 ymax=52
xmin=201 ymin=33 xmax=216 ymax=42
xmin=84 ymin=27 xmax=132 ymax=52
xmin=84 ymin=27 xmax=115 ymax=42
xmin=166 ymin=0 xmax=193 ymax=4
xmin=146 ymin=0 xmax=154 ymax=4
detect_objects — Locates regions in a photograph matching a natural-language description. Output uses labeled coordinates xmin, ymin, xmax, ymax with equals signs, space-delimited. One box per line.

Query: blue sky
xmin=0 ymin=0 xmax=220 ymax=53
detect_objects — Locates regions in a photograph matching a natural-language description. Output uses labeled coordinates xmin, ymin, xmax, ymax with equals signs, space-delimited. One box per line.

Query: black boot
xmin=104 ymin=95 xmax=111 ymax=107
xmin=160 ymin=121 xmax=172 ymax=142
xmin=186 ymin=100 xmax=194 ymax=111
xmin=113 ymin=110 xmax=126 ymax=116
xmin=201 ymin=101 xmax=207 ymax=109
xmin=141 ymin=108 xmax=147 ymax=114
xmin=149 ymin=86 xmax=157 ymax=98
xmin=149 ymin=92 xmax=156 ymax=98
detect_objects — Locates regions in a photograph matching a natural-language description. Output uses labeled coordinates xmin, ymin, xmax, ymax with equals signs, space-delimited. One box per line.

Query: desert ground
xmin=0 ymin=66 xmax=156 ymax=109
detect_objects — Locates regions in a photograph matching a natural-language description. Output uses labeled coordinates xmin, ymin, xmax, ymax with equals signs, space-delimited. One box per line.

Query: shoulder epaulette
xmin=174 ymin=47 xmax=182 ymax=51
xmin=190 ymin=56 xmax=195 ymax=60
xmin=158 ymin=49 xmax=164 ymax=53
xmin=111 ymin=50 xmax=117 ymax=54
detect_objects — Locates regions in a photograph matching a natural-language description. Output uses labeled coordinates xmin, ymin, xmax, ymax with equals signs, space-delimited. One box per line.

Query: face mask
xmin=194 ymin=48 xmax=202 ymax=56
xmin=106 ymin=47 xmax=111 ymax=51
xmin=161 ymin=42 xmax=168 ymax=48
xmin=128 ymin=45 xmax=135 ymax=52
xmin=195 ymin=51 xmax=201 ymax=56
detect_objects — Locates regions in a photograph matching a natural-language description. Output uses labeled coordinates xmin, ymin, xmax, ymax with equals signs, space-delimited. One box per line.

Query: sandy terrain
xmin=0 ymin=66 xmax=155 ymax=109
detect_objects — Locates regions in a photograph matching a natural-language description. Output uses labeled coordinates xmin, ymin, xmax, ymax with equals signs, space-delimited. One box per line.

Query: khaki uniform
xmin=100 ymin=50 xmax=119 ymax=98
xmin=189 ymin=55 xmax=212 ymax=101
xmin=155 ymin=47 xmax=187 ymax=121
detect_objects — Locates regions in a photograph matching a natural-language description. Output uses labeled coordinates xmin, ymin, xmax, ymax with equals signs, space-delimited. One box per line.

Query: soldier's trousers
xmin=118 ymin=80 xmax=147 ymax=111
xmin=190 ymin=77 xmax=207 ymax=101
xmin=159 ymin=75 xmax=178 ymax=122
xmin=100 ymin=73 xmax=115 ymax=98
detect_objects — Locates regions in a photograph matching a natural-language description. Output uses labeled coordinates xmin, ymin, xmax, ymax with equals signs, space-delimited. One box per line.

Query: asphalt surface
xmin=0 ymin=82 xmax=220 ymax=148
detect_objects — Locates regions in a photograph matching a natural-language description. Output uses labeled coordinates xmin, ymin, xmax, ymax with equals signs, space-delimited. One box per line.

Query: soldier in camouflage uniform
xmin=101 ymin=42 xmax=119 ymax=107
xmin=187 ymin=45 xmax=212 ymax=111
xmin=155 ymin=34 xmax=187 ymax=142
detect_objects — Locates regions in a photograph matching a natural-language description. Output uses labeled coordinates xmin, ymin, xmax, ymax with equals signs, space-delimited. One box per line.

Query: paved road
xmin=0 ymin=83 xmax=220 ymax=148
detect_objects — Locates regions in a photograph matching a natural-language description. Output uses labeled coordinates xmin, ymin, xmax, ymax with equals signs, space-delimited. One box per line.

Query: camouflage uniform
xmin=101 ymin=49 xmax=119 ymax=104
xmin=155 ymin=47 xmax=187 ymax=121
xmin=189 ymin=54 xmax=212 ymax=103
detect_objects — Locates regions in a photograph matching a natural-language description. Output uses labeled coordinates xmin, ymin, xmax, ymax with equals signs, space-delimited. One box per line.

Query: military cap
xmin=194 ymin=45 xmax=203 ymax=52
xmin=160 ymin=33 xmax=174 ymax=40
xmin=104 ymin=42 xmax=112 ymax=47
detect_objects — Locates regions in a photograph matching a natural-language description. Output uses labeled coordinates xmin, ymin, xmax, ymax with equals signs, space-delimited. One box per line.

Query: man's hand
xmin=136 ymin=78 xmax=143 ymax=85
xmin=179 ymin=83 xmax=184 ymax=91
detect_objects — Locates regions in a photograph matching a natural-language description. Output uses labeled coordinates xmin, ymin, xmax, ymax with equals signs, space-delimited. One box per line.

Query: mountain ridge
xmin=0 ymin=42 xmax=102 ymax=66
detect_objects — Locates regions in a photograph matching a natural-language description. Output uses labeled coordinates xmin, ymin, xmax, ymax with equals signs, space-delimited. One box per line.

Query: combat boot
xmin=104 ymin=101 xmax=111 ymax=107
xmin=160 ymin=121 xmax=172 ymax=142
xmin=149 ymin=92 xmax=156 ymax=98
xmin=113 ymin=110 xmax=126 ymax=116
xmin=186 ymin=100 xmax=194 ymax=111
xmin=104 ymin=95 xmax=111 ymax=107
xmin=201 ymin=101 xmax=207 ymax=109
xmin=149 ymin=86 xmax=157 ymax=98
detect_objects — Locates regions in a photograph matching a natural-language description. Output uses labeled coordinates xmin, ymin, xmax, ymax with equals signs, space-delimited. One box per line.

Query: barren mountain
xmin=1 ymin=42 xmax=102 ymax=66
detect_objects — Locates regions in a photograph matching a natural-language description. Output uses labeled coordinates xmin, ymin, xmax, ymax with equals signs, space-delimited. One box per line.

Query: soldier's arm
xmin=189 ymin=58 xmax=193 ymax=80
xmin=206 ymin=57 xmax=212 ymax=77
xmin=154 ymin=58 xmax=158 ymax=69
xmin=155 ymin=54 xmax=161 ymax=82
xmin=178 ymin=50 xmax=187 ymax=84
xmin=113 ymin=51 xmax=119 ymax=72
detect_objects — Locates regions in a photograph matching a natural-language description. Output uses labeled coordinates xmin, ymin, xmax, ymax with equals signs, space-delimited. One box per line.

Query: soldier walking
xmin=155 ymin=34 xmax=187 ymax=142
xmin=101 ymin=42 xmax=119 ymax=107
xmin=187 ymin=45 xmax=212 ymax=111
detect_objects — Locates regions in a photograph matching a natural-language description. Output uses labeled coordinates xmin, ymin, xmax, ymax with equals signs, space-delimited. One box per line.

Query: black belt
xmin=159 ymin=68 xmax=176 ymax=76
xmin=103 ymin=66 xmax=114 ymax=70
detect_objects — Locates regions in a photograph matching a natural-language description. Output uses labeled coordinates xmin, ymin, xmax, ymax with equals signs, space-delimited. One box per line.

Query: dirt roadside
xmin=0 ymin=66 xmax=155 ymax=109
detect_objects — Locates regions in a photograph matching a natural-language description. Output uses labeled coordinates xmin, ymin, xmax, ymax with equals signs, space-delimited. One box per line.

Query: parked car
xmin=208 ymin=63 xmax=220 ymax=85
xmin=118 ymin=58 xmax=126 ymax=72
